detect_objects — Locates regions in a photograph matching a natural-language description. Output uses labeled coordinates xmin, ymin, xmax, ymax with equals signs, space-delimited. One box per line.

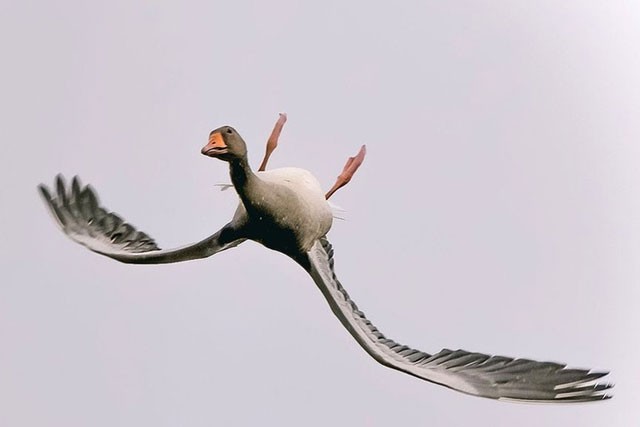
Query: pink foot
xmin=325 ymin=145 xmax=367 ymax=199
xmin=258 ymin=113 xmax=287 ymax=172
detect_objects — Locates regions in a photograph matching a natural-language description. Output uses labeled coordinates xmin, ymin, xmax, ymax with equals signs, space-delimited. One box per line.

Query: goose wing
xmin=38 ymin=175 xmax=244 ymax=264
xmin=302 ymin=237 xmax=612 ymax=402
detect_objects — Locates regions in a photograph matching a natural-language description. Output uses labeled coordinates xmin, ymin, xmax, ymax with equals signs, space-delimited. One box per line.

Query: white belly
xmin=232 ymin=167 xmax=333 ymax=251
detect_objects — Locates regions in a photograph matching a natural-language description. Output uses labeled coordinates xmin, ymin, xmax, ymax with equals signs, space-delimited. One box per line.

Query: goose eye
xmin=226 ymin=128 xmax=233 ymax=134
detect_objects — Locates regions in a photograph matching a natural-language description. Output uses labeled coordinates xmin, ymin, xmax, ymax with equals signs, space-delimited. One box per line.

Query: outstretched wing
xmin=38 ymin=175 xmax=244 ymax=264
xmin=302 ymin=237 xmax=612 ymax=402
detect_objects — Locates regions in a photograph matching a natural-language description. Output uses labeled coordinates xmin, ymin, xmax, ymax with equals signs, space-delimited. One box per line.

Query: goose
xmin=38 ymin=116 xmax=612 ymax=403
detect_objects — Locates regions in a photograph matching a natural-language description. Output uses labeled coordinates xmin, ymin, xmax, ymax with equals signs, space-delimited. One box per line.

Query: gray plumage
xmin=304 ymin=238 xmax=611 ymax=402
xmin=38 ymin=126 xmax=612 ymax=403
xmin=38 ymin=175 xmax=241 ymax=264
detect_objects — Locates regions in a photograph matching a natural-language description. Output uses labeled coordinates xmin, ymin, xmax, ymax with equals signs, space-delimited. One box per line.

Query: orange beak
xmin=201 ymin=132 xmax=227 ymax=157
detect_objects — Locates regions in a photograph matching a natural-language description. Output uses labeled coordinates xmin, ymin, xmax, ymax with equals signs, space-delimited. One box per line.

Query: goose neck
xmin=229 ymin=157 xmax=262 ymax=203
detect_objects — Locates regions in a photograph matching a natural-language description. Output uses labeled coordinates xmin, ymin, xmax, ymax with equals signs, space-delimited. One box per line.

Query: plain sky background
xmin=2 ymin=1 xmax=639 ymax=426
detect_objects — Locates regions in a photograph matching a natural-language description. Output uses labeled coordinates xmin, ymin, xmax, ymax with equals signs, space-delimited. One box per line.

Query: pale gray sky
xmin=2 ymin=1 xmax=639 ymax=425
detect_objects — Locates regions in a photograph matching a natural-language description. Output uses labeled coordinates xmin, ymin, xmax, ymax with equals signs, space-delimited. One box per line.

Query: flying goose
xmin=38 ymin=116 xmax=612 ymax=402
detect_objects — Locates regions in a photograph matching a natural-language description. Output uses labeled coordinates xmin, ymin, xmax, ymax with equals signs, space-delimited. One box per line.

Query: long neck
xmin=229 ymin=156 xmax=263 ymax=208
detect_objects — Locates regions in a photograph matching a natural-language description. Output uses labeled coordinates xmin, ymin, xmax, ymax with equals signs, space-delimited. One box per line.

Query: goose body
xmin=234 ymin=167 xmax=333 ymax=255
xmin=39 ymin=121 xmax=612 ymax=403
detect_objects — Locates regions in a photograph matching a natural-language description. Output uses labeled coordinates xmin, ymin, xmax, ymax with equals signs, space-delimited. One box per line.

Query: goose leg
xmin=325 ymin=145 xmax=366 ymax=199
xmin=258 ymin=113 xmax=287 ymax=172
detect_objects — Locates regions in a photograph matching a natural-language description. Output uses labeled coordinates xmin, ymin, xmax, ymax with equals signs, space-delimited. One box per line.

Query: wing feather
xmin=304 ymin=237 xmax=612 ymax=402
xmin=39 ymin=174 xmax=244 ymax=264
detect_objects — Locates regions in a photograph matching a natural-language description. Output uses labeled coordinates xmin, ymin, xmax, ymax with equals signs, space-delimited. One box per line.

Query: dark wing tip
xmin=40 ymin=174 xmax=164 ymax=256
xmin=71 ymin=175 xmax=82 ymax=196
xmin=37 ymin=183 xmax=52 ymax=201
xmin=544 ymin=368 xmax=614 ymax=402
xmin=55 ymin=173 xmax=65 ymax=190
xmin=38 ymin=181 xmax=68 ymax=227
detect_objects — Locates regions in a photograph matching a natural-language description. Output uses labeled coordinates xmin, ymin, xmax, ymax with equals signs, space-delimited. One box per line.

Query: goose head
xmin=201 ymin=126 xmax=247 ymax=162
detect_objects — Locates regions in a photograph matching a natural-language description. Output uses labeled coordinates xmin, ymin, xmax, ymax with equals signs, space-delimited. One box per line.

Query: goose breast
xmin=232 ymin=167 xmax=333 ymax=252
